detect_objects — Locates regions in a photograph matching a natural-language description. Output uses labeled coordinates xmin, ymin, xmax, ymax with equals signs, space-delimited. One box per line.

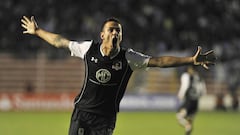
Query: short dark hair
xmin=101 ymin=17 xmax=121 ymax=31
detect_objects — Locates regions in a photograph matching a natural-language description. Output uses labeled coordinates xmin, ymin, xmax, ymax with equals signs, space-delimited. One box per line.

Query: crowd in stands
xmin=1 ymin=0 xmax=240 ymax=59
xmin=1 ymin=0 xmax=240 ymax=78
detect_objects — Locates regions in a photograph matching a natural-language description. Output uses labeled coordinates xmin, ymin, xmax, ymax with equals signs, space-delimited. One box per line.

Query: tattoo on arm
xmin=53 ymin=35 xmax=69 ymax=48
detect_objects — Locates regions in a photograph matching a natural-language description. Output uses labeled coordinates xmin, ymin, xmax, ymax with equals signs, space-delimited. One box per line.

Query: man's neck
xmin=100 ymin=45 xmax=120 ymax=58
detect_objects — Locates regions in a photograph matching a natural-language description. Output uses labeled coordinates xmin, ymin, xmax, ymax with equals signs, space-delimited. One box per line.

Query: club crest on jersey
xmin=91 ymin=57 xmax=98 ymax=63
xmin=112 ymin=61 xmax=122 ymax=71
xmin=96 ymin=69 xmax=111 ymax=83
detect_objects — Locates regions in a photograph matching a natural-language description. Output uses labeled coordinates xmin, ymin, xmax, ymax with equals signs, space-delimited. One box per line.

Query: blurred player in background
xmin=227 ymin=65 xmax=239 ymax=111
xmin=21 ymin=16 xmax=215 ymax=135
xmin=176 ymin=66 xmax=207 ymax=135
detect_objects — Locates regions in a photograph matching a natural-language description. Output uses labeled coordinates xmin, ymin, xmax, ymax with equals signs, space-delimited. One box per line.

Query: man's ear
xmin=100 ymin=32 xmax=104 ymax=40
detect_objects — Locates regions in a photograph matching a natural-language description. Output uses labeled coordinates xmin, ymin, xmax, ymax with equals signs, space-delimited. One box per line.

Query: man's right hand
xmin=21 ymin=16 xmax=38 ymax=35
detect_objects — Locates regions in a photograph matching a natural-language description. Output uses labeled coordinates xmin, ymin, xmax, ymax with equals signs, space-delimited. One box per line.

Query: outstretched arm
xmin=21 ymin=16 xmax=70 ymax=48
xmin=148 ymin=46 xmax=216 ymax=69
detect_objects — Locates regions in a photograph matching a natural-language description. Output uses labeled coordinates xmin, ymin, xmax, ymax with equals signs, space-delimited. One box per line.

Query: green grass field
xmin=0 ymin=111 xmax=239 ymax=135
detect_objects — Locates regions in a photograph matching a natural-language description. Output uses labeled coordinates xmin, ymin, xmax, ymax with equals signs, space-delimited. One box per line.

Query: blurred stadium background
xmin=0 ymin=0 xmax=239 ymax=135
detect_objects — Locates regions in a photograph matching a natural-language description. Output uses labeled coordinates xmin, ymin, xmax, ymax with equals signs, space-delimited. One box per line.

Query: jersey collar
xmin=100 ymin=44 xmax=120 ymax=59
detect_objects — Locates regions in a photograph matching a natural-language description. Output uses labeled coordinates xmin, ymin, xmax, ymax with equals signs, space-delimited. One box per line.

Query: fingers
xmin=31 ymin=16 xmax=39 ymax=29
xmin=21 ymin=16 xmax=34 ymax=25
xmin=201 ymin=62 xmax=215 ymax=70
xmin=204 ymin=50 xmax=217 ymax=63
xmin=23 ymin=16 xmax=31 ymax=23
xmin=21 ymin=24 xmax=29 ymax=34
xmin=193 ymin=46 xmax=202 ymax=64
xmin=198 ymin=46 xmax=202 ymax=51
xmin=21 ymin=16 xmax=30 ymax=29
xmin=203 ymin=64 xmax=209 ymax=70
xmin=31 ymin=16 xmax=34 ymax=21
xmin=200 ymin=62 xmax=209 ymax=70
xmin=21 ymin=24 xmax=27 ymax=29
xmin=21 ymin=16 xmax=38 ymax=34
xmin=31 ymin=16 xmax=35 ymax=22
xmin=194 ymin=46 xmax=216 ymax=70
xmin=21 ymin=18 xmax=28 ymax=34
xmin=195 ymin=46 xmax=202 ymax=56
xmin=23 ymin=31 xmax=29 ymax=34
xmin=203 ymin=50 xmax=214 ymax=55
xmin=21 ymin=18 xmax=28 ymax=25
xmin=193 ymin=46 xmax=202 ymax=60
xmin=21 ymin=16 xmax=29 ymax=33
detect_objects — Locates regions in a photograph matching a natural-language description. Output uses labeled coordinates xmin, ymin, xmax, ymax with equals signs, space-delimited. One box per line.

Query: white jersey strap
xmin=178 ymin=73 xmax=190 ymax=100
xmin=69 ymin=40 xmax=93 ymax=59
xmin=125 ymin=48 xmax=151 ymax=71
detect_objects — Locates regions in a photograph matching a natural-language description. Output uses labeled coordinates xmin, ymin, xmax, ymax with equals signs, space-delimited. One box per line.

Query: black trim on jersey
xmin=74 ymin=53 xmax=89 ymax=105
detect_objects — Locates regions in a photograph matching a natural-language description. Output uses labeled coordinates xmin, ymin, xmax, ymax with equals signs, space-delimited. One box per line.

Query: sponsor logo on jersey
xmin=91 ymin=57 xmax=98 ymax=63
xmin=112 ymin=61 xmax=122 ymax=70
xmin=96 ymin=69 xmax=111 ymax=83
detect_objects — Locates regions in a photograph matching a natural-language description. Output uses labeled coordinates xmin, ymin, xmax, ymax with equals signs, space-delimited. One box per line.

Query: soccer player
xmin=226 ymin=65 xmax=239 ymax=111
xmin=176 ymin=66 xmax=207 ymax=135
xmin=21 ymin=16 xmax=216 ymax=135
